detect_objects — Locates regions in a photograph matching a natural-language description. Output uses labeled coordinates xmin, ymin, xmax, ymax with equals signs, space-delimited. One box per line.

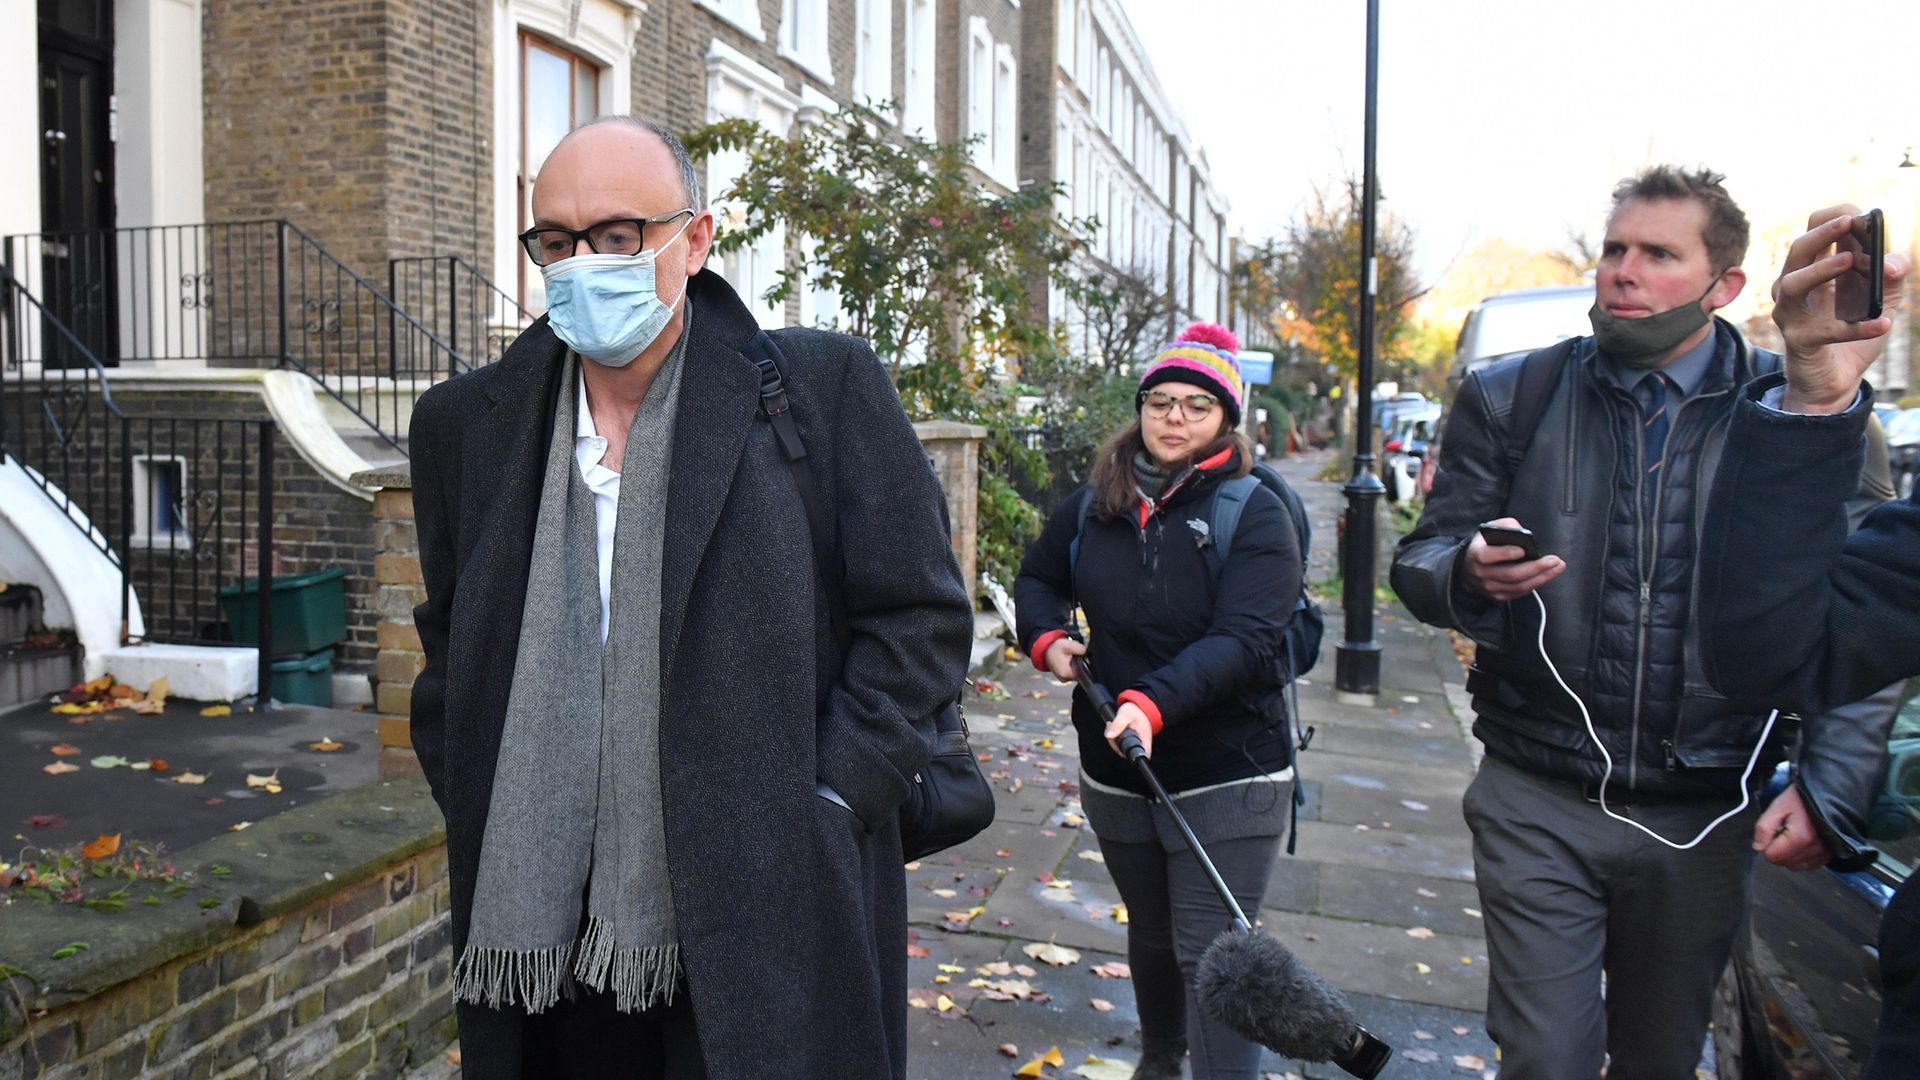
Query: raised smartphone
xmin=1834 ymin=208 xmax=1885 ymax=323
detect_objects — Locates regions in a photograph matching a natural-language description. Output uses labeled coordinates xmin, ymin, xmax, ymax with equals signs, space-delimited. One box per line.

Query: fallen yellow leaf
xmin=172 ymin=771 xmax=209 ymax=785
xmin=1113 ymin=903 xmax=1129 ymax=925
xmin=934 ymin=975 xmax=950 ymax=984
xmin=228 ymin=821 xmax=252 ymax=832
xmin=935 ymin=994 xmax=954 ymax=1012
xmin=200 ymin=705 xmax=232 ymax=717
xmin=245 ymin=771 xmax=283 ymax=794
xmin=80 ymin=833 xmax=121 ymax=860
xmin=1044 ymin=1048 xmax=1065 ymax=1067
xmin=937 ymin=963 xmax=966 ymax=974
xmin=309 ymin=737 xmax=344 ymax=752
xmin=1090 ymin=998 xmax=1115 ymax=1012
xmin=83 ymin=675 xmax=113 ymax=695
xmin=42 ymin=761 xmax=80 ymax=775
xmin=53 ymin=701 xmax=106 ymax=715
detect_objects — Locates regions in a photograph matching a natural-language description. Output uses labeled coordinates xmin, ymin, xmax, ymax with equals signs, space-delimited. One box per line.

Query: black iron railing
xmin=2 ymin=222 xmax=467 ymax=454
xmin=0 ymin=266 xmax=276 ymax=702
xmin=389 ymin=255 xmax=534 ymax=371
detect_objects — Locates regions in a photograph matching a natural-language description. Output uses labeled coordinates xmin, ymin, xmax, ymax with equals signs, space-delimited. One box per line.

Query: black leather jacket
xmin=1395 ymin=322 xmax=1896 ymax=826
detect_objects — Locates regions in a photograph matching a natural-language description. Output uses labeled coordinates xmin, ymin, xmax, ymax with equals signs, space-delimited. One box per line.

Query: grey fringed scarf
xmin=452 ymin=321 xmax=689 ymax=1015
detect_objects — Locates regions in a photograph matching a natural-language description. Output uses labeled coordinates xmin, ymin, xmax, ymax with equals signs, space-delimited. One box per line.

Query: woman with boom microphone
xmin=1015 ymin=324 xmax=1304 ymax=1080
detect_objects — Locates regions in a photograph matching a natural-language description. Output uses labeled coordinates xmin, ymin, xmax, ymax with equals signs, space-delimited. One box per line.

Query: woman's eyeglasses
xmin=1139 ymin=390 xmax=1219 ymax=422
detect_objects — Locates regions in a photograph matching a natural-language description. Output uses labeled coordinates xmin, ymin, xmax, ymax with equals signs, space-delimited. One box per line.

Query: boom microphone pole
xmin=1071 ymin=658 xmax=1392 ymax=1078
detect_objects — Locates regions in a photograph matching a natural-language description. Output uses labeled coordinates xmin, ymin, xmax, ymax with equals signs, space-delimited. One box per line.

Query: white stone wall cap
xmin=94 ymin=643 xmax=259 ymax=703
xmin=913 ymin=420 xmax=990 ymax=440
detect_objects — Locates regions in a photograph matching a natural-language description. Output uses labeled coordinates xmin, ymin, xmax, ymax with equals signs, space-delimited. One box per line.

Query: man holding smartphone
xmin=1698 ymin=205 xmax=1912 ymax=1077
xmin=1390 ymin=167 xmax=1898 ymax=1079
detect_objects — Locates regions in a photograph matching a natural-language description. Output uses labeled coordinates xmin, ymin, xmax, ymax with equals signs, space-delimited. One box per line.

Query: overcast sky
xmin=1126 ymin=0 xmax=1920 ymax=312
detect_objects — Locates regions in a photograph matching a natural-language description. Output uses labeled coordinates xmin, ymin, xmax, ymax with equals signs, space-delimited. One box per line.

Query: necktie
xmin=1635 ymin=374 xmax=1673 ymax=511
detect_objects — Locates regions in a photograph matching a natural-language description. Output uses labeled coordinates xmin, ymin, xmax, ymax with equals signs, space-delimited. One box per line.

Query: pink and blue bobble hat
xmin=1137 ymin=322 xmax=1245 ymax=426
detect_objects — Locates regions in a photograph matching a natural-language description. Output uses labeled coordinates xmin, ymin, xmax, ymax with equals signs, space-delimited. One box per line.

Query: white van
xmin=1447 ymin=284 xmax=1594 ymax=393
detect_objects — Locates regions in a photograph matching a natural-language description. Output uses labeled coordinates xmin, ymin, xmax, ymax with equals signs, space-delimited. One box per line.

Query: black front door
xmin=37 ymin=0 xmax=116 ymax=368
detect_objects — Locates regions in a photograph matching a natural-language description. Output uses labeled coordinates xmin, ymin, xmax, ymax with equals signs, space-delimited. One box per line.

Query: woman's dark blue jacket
xmin=1014 ymin=447 xmax=1303 ymax=795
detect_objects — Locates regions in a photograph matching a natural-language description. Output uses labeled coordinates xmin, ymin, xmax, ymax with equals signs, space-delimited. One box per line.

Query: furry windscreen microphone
xmin=1197 ymin=931 xmax=1393 ymax=1079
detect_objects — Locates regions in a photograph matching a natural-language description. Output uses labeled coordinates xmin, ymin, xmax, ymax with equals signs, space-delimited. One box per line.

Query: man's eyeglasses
xmin=518 ymin=209 xmax=696 ymax=266
xmin=1139 ymin=390 xmax=1219 ymax=422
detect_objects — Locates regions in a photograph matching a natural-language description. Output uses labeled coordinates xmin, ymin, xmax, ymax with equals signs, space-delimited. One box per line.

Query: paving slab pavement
xmin=0 ymin=693 xmax=386 ymax=857
xmin=907 ymin=450 xmax=1500 ymax=1079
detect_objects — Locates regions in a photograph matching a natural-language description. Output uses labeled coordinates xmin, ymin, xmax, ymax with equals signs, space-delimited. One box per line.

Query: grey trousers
xmin=1101 ymin=833 xmax=1283 ymax=1080
xmin=1462 ymin=755 xmax=1758 ymax=1080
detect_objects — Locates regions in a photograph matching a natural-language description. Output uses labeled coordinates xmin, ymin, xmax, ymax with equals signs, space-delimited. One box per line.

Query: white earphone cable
xmin=1530 ymin=590 xmax=1776 ymax=850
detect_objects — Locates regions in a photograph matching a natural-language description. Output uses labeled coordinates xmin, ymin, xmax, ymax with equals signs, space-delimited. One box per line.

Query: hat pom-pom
xmin=1178 ymin=322 xmax=1239 ymax=355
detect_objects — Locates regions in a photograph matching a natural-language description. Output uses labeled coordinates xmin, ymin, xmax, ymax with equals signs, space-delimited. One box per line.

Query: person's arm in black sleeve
xmin=1013 ymin=488 xmax=1088 ymax=672
xmin=815 ymin=339 xmax=975 ymax=832
xmin=1126 ymin=488 xmax=1300 ymax=730
xmin=1702 ymin=372 xmax=1920 ymax=713
xmin=407 ymin=391 xmax=456 ymax=810
xmin=1390 ymin=371 xmax=1508 ymax=647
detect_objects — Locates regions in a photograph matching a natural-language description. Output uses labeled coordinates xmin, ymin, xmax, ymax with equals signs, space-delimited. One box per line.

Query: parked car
xmin=1714 ymin=685 xmax=1920 ymax=1077
xmin=1381 ymin=404 xmax=1441 ymax=504
xmin=1885 ymin=408 xmax=1920 ymax=499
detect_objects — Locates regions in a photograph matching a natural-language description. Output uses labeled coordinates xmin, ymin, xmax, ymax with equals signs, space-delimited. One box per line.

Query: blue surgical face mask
xmin=540 ymin=217 xmax=694 ymax=367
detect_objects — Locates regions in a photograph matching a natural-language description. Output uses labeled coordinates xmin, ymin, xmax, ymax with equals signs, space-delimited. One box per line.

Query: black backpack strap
xmin=1502 ymin=337 xmax=1578 ymax=474
xmin=1205 ymin=475 xmax=1261 ymax=577
xmin=742 ymin=330 xmax=843 ymax=642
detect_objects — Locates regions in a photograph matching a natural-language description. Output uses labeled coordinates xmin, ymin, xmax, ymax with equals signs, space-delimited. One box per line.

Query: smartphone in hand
xmin=1835 ymin=208 xmax=1885 ymax=323
xmin=1478 ymin=522 xmax=1541 ymax=562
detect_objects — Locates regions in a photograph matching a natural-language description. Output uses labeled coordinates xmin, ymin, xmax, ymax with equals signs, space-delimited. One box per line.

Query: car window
xmin=1885 ymin=410 xmax=1920 ymax=446
xmin=1868 ymin=680 xmax=1920 ymax=878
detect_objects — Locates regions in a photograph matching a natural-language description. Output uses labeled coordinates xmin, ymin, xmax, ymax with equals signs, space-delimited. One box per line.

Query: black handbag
xmin=900 ymin=699 xmax=997 ymax=861
xmin=744 ymin=331 xmax=996 ymax=862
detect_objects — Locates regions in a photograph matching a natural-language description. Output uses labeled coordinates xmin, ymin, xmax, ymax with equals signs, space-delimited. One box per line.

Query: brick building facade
xmin=2 ymin=0 xmax=1230 ymax=697
xmin=1021 ymin=0 xmax=1234 ymax=362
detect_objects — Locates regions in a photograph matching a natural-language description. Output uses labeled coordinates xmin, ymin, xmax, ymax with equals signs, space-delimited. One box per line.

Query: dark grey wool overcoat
xmin=406 ymin=268 xmax=974 ymax=1078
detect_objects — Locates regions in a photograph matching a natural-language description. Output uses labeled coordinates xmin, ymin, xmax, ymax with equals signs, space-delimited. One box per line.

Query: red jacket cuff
xmin=1030 ymin=629 xmax=1070 ymax=672
xmin=1117 ymin=689 xmax=1164 ymax=735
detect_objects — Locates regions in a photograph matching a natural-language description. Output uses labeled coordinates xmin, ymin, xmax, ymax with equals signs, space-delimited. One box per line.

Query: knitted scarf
xmin=451 ymin=319 xmax=689 ymax=1014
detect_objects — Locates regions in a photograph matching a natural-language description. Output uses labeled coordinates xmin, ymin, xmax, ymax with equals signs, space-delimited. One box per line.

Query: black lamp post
xmin=1334 ymin=0 xmax=1384 ymax=699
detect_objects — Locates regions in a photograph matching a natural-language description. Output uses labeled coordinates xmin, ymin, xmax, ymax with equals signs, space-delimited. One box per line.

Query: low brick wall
xmin=353 ymin=421 xmax=988 ymax=752
xmin=0 ymin=781 xmax=451 ymax=1079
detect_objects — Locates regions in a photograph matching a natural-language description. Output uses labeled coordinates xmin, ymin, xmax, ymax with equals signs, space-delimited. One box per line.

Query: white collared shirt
xmin=573 ymin=373 xmax=620 ymax=642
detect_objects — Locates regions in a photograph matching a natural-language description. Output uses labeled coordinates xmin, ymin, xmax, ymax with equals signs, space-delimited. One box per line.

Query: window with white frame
xmin=967 ymin=19 xmax=992 ymax=149
xmin=854 ymin=0 xmax=892 ymax=106
xmin=904 ymin=0 xmax=936 ymax=134
xmin=1056 ymin=0 xmax=1074 ymax=70
xmin=706 ymin=41 xmax=799 ymax=329
xmin=1096 ymin=49 xmax=1109 ymax=128
xmin=780 ymin=0 xmax=834 ymax=85
xmin=1077 ymin=3 xmax=1093 ymax=86
xmin=491 ymin=0 xmax=639 ymax=313
xmin=992 ymin=43 xmax=1017 ymax=187
xmin=130 ymin=455 xmax=191 ymax=549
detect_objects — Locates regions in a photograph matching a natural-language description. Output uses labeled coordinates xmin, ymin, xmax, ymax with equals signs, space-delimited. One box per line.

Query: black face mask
xmin=1588 ymin=276 xmax=1721 ymax=370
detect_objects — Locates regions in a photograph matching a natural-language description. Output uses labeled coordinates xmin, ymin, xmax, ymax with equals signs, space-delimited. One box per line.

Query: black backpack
xmin=743 ymin=330 xmax=995 ymax=862
xmin=1070 ymin=462 xmax=1324 ymax=681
